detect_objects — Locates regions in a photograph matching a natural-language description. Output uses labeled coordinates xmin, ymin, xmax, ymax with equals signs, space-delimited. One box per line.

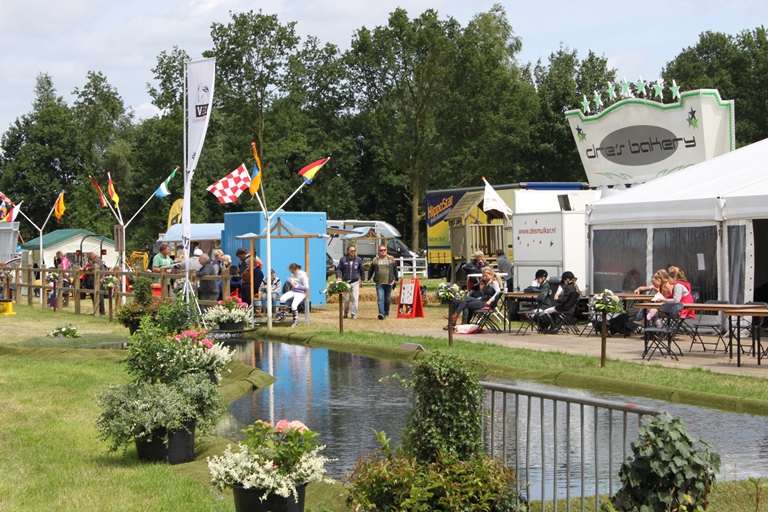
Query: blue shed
xmin=223 ymin=211 xmax=327 ymax=306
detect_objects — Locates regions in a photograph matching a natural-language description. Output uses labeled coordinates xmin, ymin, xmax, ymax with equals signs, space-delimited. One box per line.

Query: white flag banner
xmin=183 ymin=57 xmax=216 ymax=263
xmin=482 ymin=177 xmax=513 ymax=219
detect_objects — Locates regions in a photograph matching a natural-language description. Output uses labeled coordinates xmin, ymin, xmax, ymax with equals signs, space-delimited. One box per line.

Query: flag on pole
xmin=0 ymin=191 xmax=13 ymax=205
xmin=54 ymin=193 xmax=66 ymax=221
xmin=88 ymin=176 xmax=107 ymax=208
xmin=249 ymin=142 xmax=262 ymax=195
xmin=298 ymin=157 xmax=329 ymax=184
xmin=482 ymin=177 xmax=513 ymax=220
xmin=206 ymin=164 xmax=251 ymax=204
xmin=155 ymin=167 xmax=179 ymax=198
xmin=107 ymin=172 xmax=120 ymax=206
xmin=2 ymin=201 xmax=22 ymax=222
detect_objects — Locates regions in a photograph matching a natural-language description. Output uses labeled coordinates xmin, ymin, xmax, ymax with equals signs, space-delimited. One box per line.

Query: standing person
xmin=85 ymin=250 xmax=106 ymax=315
xmin=212 ymin=249 xmax=225 ymax=275
xmin=367 ymin=244 xmax=398 ymax=320
xmin=495 ymin=248 xmax=513 ymax=291
xmin=151 ymin=243 xmax=174 ymax=279
xmin=196 ymin=253 xmax=219 ymax=307
xmin=278 ymin=263 xmax=309 ymax=327
xmin=336 ymin=245 xmax=365 ymax=319
xmin=54 ymin=251 xmax=71 ymax=271
xmin=260 ymin=269 xmax=282 ymax=316
xmin=235 ymin=248 xmax=250 ymax=277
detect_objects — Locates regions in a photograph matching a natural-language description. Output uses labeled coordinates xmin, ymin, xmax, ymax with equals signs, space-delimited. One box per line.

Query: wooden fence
xmin=0 ymin=265 xmax=234 ymax=321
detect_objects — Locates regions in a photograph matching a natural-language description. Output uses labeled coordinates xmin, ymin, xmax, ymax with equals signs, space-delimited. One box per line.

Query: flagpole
xmin=125 ymin=191 xmax=158 ymax=229
xmin=32 ymin=192 xmax=64 ymax=305
xmin=182 ymin=60 xmax=190 ymax=302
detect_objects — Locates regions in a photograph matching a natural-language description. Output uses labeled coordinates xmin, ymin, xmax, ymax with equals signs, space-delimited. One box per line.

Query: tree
xmin=0 ymin=74 xmax=83 ymax=240
xmin=345 ymin=8 xmax=460 ymax=251
xmin=662 ymin=27 xmax=768 ymax=147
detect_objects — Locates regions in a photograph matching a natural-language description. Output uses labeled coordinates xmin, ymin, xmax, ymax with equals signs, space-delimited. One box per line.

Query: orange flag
xmin=54 ymin=192 xmax=66 ymax=221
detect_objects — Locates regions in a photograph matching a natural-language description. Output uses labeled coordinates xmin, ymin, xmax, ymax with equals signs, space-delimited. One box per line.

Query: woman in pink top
xmin=54 ymin=251 xmax=70 ymax=270
xmin=667 ymin=266 xmax=695 ymax=320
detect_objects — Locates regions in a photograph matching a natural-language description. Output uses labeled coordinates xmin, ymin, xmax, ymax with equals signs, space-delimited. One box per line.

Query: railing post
xmin=73 ymin=266 xmax=81 ymax=314
xmin=26 ymin=266 xmax=33 ymax=307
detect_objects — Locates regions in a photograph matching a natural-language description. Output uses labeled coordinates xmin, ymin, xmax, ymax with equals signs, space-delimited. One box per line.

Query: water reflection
xmin=220 ymin=340 xmax=768 ymax=490
xmin=219 ymin=341 xmax=413 ymax=479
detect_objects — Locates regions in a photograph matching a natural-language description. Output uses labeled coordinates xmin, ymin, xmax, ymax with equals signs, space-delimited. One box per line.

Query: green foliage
xmin=153 ymin=299 xmax=197 ymax=335
xmin=133 ymin=277 xmax=154 ymax=306
xmin=95 ymin=372 xmax=222 ymax=453
xmin=347 ymin=432 xmax=525 ymax=512
xmin=607 ymin=412 xmax=721 ymax=512
xmin=402 ymin=352 xmax=484 ymax=463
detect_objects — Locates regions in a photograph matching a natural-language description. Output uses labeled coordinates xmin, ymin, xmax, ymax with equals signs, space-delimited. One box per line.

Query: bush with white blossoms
xmin=47 ymin=323 xmax=81 ymax=338
xmin=201 ymin=296 xmax=252 ymax=326
xmin=325 ymin=280 xmax=350 ymax=295
xmin=435 ymin=282 xmax=464 ymax=303
xmin=46 ymin=272 xmax=60 ymax=283
xmin=208 ymin=419 xmax=332 ymax=502
xmin=101 ymin=275 xmax=120 ymax=290
xmin=589 ymin=289 xmax=625 ymax=315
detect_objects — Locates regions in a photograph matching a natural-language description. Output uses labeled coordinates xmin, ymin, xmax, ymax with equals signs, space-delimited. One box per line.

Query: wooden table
xmin=723 ymin=308 xmax=768 ymax=367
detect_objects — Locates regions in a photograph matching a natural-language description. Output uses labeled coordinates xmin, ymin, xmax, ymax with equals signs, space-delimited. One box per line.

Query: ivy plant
xmin=607 ymin=412 xmax=721 ymax=512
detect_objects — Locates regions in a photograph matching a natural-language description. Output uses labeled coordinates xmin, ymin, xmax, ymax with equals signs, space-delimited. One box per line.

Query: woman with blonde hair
xmin=451 ymin=267 xmax=502 ymax=327
xmin=667 ymin=266 xmax=695 ymax=319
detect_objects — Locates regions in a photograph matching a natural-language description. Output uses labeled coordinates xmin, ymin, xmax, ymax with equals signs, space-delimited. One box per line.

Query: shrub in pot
xmin=96 ymin=372 xmax=222 ymax=463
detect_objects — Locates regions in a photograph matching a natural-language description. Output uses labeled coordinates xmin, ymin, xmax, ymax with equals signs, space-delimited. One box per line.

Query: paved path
xmin=386 ymin=325 xmax=768 ymax=379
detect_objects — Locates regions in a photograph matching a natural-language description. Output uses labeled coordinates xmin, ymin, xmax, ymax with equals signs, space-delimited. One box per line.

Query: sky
xmin=0 ymin=0 xmax=765 ymax=133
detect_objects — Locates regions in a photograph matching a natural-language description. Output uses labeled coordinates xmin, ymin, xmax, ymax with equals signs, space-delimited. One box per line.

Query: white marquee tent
xmin=586 ymin=137 xmax=768 ymax=303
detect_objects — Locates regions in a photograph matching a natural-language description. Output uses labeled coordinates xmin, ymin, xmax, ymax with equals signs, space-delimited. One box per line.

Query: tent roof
xmin=587 ymin=137 xmax=768 ymax=225
xmin=158 ymin=223 xmax=224 ymax=242
xmin=21 ymin=229 xmax=113 ymax=250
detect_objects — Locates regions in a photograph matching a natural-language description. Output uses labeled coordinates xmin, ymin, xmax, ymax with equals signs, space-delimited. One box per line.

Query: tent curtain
xmin=728 ymin=225 xmax=746 ymax=303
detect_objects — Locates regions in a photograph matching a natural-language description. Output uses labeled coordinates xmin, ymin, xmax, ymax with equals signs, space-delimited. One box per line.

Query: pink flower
xmin=288 ymin=421 xmax=308 ymax=432
xmin=217 ymin=300 xmax=223 ymax=305
xmin=275 ymin=419 xmax=291 ymax=432
xmin=202 ymin=339 xmax=213 ymax=349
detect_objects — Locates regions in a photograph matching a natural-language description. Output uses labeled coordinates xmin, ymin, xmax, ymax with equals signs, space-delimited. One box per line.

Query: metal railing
xmin=480 ymin=381 xmax=661 ymax=511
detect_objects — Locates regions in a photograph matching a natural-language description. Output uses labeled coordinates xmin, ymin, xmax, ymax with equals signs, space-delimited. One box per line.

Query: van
xmin=326 ymin=220 xmax=416 ymax=264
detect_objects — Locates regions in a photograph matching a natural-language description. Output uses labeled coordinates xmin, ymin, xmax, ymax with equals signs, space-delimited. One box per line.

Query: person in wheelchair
xmin=451 ymin=267 xmax=502 ymax=327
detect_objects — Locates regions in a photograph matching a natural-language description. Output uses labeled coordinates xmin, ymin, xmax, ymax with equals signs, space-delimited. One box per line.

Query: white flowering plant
xmin=325 ymin=280 xmax=350 ymax=295
xmin=201 ymin=296 xmax=252 ymax=326
xmin=172 ymin=277 xmax=196 ymax=294
xmin=126 ymin=326 xmax=234 ymax=383
xmin=47 ymin=323 xmax=81 ymax=338
xmin=46 ymin=272 xmax=59 ymax=283
xmin=0 ymin=269 xmax=11 ymax=280
xmin=435 ymin=282 xmax=464 ymax=303
xmin=589 ymin=289 xmax=626 ymax=315
xmin=207 ymin=419 xmax=331 ymax=502
xmin=101 ymin=275 xmax=120 ymax=290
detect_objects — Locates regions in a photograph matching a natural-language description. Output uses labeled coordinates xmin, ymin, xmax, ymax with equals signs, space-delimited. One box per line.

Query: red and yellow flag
xmin=88 ymin=176 xmax=107 ymax=208
xmin=107 ymin=172 xmax=119 ymax=206
xmin=298 ymin=157 xmax=329 ymax=184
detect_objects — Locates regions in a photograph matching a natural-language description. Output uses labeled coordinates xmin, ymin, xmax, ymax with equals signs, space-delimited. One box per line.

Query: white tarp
xmin=587 ymin=137 xmax=768 ymax=225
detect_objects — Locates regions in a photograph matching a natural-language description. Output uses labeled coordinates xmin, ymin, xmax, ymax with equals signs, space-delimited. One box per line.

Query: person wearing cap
xmin=336 ymin=245 xmax=365 ymax=319
xmin=523 ymin=269 xmax=554 ymax=323
xmin=462 ymin=251 xmax=490 ymax=288
xmin=538 ymin=271 xmax=580 ymax=333
xmin=171 ymin=247 xmax=203 ymax=272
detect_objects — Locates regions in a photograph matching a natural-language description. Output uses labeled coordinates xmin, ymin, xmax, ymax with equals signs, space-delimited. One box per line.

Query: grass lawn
xmin=1 ymin=300 xmax=767 ymax=510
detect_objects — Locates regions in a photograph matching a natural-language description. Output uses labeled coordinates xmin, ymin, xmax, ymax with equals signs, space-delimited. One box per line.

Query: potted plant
xmin=201 ymin=296 xmax=253 ymax=331
xmin=207 ymin=419 xmax=331 ymax=512
xmin=126 ymin=320 xmax=234 ymax=384
xmin=588 ymin=289 xmax=626 ymax=367
xmin=96 ymin=372 xmax=222 ymax=464
xmin=116 ymin=276 xmax=162 ymax=334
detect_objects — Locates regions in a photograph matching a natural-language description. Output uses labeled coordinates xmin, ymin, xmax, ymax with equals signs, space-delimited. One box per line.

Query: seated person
xmin=259 ymin=269 xmax=282 ymax=314
xmin=278 ymin=263 xmax=309 ymax=327
xmin=537 ymin=271 xmax=580 ymax=334
xmin=239 ymin=256 xmax=264 ymax=305
xmin=667 ymin=266 xmax=695 ymax=320
xmin=451 ymin=267 xmax=502 ymax=327
xmin=525 ymin=269 xmax=554 ymax=319
xmin=462 ymin=251 xmax=490 ymax=288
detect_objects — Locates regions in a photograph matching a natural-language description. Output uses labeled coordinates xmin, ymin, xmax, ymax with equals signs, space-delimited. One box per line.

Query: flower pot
xmin=231 ymin=483 xmax=306 ymax=512
xmin=218 ymin=321 xmax=244 ymax=331
xmin=206 ymin=369 xmax=219 ymax=385
xmin=127 ymin=320 xmax=142 ymax=335
xmin=135 ymin=419 xmax=196 ymax=465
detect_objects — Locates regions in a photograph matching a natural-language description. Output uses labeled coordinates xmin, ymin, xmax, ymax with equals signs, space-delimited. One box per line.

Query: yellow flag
xmin=53 ymin=192 xmax=66 ymax=221
xmin=167 ymin=198 xmax=183 ymax=231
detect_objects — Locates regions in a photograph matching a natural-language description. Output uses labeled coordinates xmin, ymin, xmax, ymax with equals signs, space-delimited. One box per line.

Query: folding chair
xmin=516 ymin=290 xmax=549 ymax=336
xmin=643 ymin=302 xmax=684 ymax=361
xmin=689 ymin=300 xmax=727 ymax=352
xmin=470 ymin=295 xmax=505 ymax=333
xmin=546 ymin=303 xmax=580 ymax=335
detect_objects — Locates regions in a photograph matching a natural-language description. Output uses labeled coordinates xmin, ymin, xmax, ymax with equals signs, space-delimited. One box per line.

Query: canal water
xmin=217 ymin=340 xmax=768 ymax=490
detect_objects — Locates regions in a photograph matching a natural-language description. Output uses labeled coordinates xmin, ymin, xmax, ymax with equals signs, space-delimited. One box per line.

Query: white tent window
xmin=728 ymin=225 xmax=746 ymax=303
xmin=652 ymin=226 xmax=718 ymax=303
